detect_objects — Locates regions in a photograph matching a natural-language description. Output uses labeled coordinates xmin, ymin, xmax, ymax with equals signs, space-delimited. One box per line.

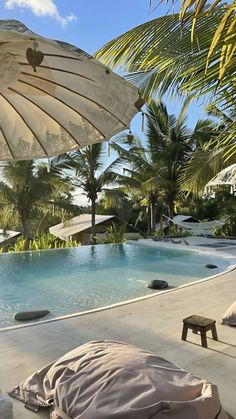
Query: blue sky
xmin=0 ymin=0 xmax=207 ymax=136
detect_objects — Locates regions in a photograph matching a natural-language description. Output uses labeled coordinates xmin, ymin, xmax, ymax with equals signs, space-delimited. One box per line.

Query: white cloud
xmin=4 ymin=0 xmax=77 ymax=27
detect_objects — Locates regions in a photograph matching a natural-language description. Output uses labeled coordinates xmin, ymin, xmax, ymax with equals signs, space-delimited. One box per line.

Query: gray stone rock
xmin=147 ymin=280 xmax=168 ymax=290
xmin=14 ymin=310 xmax=50 ymax=321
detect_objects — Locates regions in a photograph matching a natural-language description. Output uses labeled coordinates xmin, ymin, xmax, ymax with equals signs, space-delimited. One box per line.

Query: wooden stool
xmin=181 ymin=315 xmax=218 ymax=348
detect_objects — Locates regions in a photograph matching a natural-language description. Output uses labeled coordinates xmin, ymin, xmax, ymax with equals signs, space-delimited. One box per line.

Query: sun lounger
xmin=170 ymin=238 xmax=182 ymax=244
xmin=152 ymin=236 xmax=170 ymax=242
xmin=152 ymin=236 xmax=189 ymax=245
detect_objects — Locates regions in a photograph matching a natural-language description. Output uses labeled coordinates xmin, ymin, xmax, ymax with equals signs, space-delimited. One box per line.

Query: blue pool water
xmin=0 ymin=243 xmax=228 ymax=327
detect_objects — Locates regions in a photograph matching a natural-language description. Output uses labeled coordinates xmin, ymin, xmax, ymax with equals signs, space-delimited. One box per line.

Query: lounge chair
xmin=170 ymin=238 xmax=182 ymax=244
xmin=152 ymin=236 xmax=189 ymax=245
xmin=151 ymin=236 xmax=170 ymax=242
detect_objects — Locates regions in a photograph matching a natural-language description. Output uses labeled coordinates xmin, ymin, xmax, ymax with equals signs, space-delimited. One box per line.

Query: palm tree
xmin=112 ymin=100 xmax=212 ymax=233
xmin=101 ymin=162 xmax=163 ymax=235
xmin=98 ymin=130 xmax=167 ymax=235
xmin=118 ymin=156 xmax=166 ymax=235
xmin=144 ymin=100 xmax=195 ymax=219
xmin=90 ymin=102 xmax=215 ymax=234
xmin=53 ymin=143 xmax=119 ymax=241
xmin=95 ymin=6 xmax=235 ymax=159
xmin=0 ymin=160 xmax=74 ymax=246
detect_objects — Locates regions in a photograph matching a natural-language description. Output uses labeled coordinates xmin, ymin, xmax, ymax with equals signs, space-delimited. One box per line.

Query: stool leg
xmin=212 ymin=324 xmax=218 ymax=341
xmin=181 ymin=325 xmax=188 ymax=341
xmin=200 ymin=331 xmax=208 ymax=348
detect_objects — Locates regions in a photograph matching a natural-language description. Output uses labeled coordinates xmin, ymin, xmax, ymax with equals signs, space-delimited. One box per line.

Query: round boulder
xmin=14 ymin=310 xmax=50 ymax=321
xmin=147 ymin=279 xmax=168 ymax=290
xmin=205 ymin=264 xmax=218 ymax=269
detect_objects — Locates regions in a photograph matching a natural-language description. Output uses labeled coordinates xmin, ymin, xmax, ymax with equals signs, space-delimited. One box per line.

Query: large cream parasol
xmin=0 ymin=20 xmax=142 ymax=161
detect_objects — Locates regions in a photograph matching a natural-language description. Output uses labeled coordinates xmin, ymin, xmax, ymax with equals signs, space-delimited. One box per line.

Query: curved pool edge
xmin=1 ymin=260 xmax=235 ymax=333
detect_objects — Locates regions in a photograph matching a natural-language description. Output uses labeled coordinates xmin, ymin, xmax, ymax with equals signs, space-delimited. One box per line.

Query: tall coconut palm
xmin=98 ymin=128 xmax=167 ymax=234
xmin=53 ymin=143 xmax=119 ymax=241
xmin=117 ymin=153 xmax=166 ymax=235
xmin=144 ymin=100 xmax=195 ymax=219
xmin=112 ymin=100 xmax=212 ymax=232
xmin=101 ymin=161 xmax=164 ymax=235
xmin=0 ymin=160 xmax=73 ymax=245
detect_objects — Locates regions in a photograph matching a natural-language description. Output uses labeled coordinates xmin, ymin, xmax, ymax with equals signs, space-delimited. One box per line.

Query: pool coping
xmin=1 ymin=239 xmax=236 ymax=333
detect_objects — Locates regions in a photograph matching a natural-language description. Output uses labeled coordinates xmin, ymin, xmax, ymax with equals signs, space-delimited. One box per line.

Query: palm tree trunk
xmin=147 ymin=207 xmax=151 ymax=237
xmin=167 ymin=191 xmax=175 ymax=220
xmin=168 ymin=200 xmax=175 ymax=220
xmin=20 ymin=213 xmax=31 ymax=249
xmin=160 ymin=214 xmax=164 ymax=236
xmin=91 ymin=198 xmax=96 ymax=243
xmin=150 ymin=202 xmax=156 ymax=234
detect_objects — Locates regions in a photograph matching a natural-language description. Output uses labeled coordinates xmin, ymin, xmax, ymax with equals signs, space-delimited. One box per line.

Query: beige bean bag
xmin=9 ymin=340 xmax=231 ymax=419
xmin=222 ymin=300 xmax=236 ymax=326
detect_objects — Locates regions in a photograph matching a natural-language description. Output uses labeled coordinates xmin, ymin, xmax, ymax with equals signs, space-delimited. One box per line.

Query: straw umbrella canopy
xmin=0 ymin=20 xmax=142 ymax=161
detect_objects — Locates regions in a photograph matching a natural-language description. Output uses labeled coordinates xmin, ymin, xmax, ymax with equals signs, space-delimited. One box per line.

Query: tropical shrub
xmin=212 ymin=216 xmax=236 ymax=237
xmin=6 ymin=234 xmax=79 ymax=252
xmin=95 ymin=222 xmax=128 ymax=244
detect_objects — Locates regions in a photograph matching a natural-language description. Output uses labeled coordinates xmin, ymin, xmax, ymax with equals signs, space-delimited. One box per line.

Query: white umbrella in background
xmin=205 ymin=164 xmax=236 ymax=195
xmin=0 ymin=20 xmax=143 ymax=161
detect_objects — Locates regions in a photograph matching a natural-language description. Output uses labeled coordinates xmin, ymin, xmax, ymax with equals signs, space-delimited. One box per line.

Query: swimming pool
xmin=0 ymin=243 xmax=229 ymax=328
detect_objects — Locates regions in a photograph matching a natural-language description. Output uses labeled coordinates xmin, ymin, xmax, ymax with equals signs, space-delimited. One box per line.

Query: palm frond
xmin=96 ymin=10 xmax=225 ymax=87
xmin=102 ymin=188 xmax=128 ymax=209
xmin=180 ymin=142 xmax=236 ymax=195
xmin=96 ymin=7 xmax=235 ymax=159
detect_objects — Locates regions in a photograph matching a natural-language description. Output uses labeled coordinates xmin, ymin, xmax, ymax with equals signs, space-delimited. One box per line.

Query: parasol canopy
xmin=0 ymin=20 xmax=142 ymax=161
xmin=205 ymin=164 xmax=236 ymax=195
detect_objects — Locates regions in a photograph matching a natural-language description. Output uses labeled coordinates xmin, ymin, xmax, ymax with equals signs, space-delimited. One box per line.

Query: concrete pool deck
xmin=0 ymin=238 xmax=236 ymax=418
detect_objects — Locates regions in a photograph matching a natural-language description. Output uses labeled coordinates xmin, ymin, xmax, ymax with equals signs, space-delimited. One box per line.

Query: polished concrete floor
xmin=0 ymin=240 xmax=236 ymax=418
